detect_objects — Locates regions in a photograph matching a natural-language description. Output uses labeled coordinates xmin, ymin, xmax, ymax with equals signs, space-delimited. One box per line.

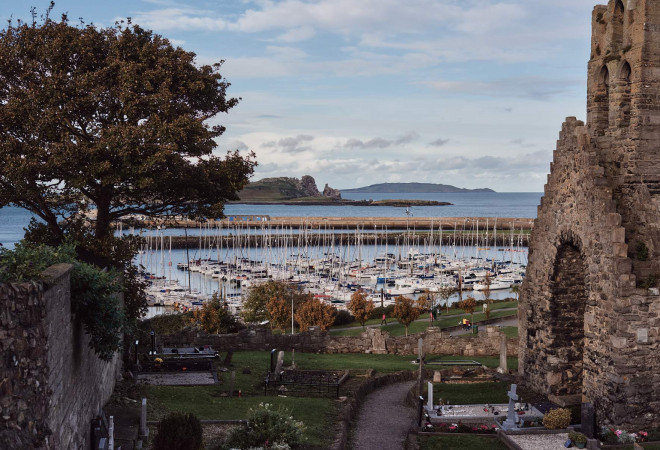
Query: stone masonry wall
xmin=0 ymin=264 xmax=122 ymax=449
xmin=520 ymin=0 xmax=660 ymax=431
xmin=157 ymin=325 xmax=518 ymax=358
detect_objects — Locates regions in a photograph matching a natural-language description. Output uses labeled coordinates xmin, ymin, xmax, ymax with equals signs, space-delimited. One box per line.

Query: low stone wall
xmin=157 ymin=325 xmax=518 ymax=357
xmin=0 ymin=264 xmax=123 ymax=449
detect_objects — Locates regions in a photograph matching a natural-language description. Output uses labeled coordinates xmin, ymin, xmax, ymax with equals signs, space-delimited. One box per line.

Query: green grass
xmin=432 ymin=381 xmax=510 ymax=405
xmin=147 ymin=386 xmax=335 ymax=447
xmin=499 ymin=326 xmax=518 ymax=338
xmin=419 ymin=434 xmax=508 ymax=450
xmin=330 ymin=309 xmax=516 ymax=337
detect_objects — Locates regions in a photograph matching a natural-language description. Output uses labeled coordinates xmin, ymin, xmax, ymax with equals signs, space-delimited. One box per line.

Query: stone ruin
xmin=519 ymin=0 xmax=660 ymax=430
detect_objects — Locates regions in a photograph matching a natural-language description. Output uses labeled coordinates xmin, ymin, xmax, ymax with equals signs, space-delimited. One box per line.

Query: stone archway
xmin=547 ymin=243 xmax=588 ymax=397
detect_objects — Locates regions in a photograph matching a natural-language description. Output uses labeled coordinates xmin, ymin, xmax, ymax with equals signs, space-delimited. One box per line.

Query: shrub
xmin=636 ymin=241 xmax=650 ymax=261
xmin=333 ymin=309 xmax=354 ymax=326
xmin=569 ymin=431 xmax=587 ymax=444
xmin=542 ymin=408 xmax=571 ymax=430
xmin=222 ymin=403 xmax=305 ymax=449
xmin=370 ymin=305 xmax=395 ymax=320
xmin=152 ymin=412 xmax=203 ymax=450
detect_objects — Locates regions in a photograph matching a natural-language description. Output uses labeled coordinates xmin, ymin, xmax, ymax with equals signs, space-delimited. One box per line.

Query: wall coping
xmin=41 ymin=263 xmax=74 ymax=287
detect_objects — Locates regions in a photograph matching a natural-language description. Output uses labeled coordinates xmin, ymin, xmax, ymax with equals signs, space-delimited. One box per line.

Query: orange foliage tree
xmin=347 ymin=289 xmax=374 ymax=328
xmin=295 ymin=298 xmax=337 ymax=332
xmin=457 ymin=297 xmax=477 ymax=325
xmin=392 ymin=295 xmax=421 ymax=336
xmin=266 ymin=295 xmax=292 ymax=333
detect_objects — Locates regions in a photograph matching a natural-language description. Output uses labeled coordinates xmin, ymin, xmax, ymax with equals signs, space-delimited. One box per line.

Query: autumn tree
xmin=241 ymin=281 xmax=309 ymax=324
xmin=347 ymin=289 xmax=374 ymax=328
xmin=482 ymin=273 xmax=493 ymax=320
xmin=0 ymin=13 xmax=255 ymax=243
xmin=417 ymin=289 xmax=435 ymax=321
xmin=437 ymin=285 xmax=455 ymax=313
xmin=294 ymin=298 xmax=336 ymax=332
xmin=392 ymin=295 xmax=421 ymax=337
xmin=457 ymin=297 xmax=477 ymax=326
xmin=191 ymin=293 xmax=241 ymax=334
xmin=266 ymin=295 xmax=292 ymax=334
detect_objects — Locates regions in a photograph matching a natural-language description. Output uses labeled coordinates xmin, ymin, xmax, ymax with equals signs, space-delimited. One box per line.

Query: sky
xmin=1 ymin=0 xmax=599 ymax=192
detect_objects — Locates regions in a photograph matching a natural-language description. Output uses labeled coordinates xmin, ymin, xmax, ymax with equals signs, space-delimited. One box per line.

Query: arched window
xmin=617 ymin=61 xmax=632 ymax=127
xmin=592 ymin=65 xmax=610 ymax=132
xmin=612 ymin=0 xmax=624 ymax=47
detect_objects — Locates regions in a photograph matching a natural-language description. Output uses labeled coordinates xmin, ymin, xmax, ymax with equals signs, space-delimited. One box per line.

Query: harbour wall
xmin=124 ymin=216 xmax=534 ymax=231
xmin=157 ymin=325 xmax=518 ymax=357
xmin=0 ymin=264 xmax=122 ymax=449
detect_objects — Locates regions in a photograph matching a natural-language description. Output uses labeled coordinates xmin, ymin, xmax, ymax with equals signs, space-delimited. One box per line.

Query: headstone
xmin=417 ymin=396 xmax=425 ymax=426
xmin=223 ymin=350 xmax=234 ymax=365
xmin=498 ymin=335 xmax=508 ymax=373
xmin=418 ymin=338 xmax=424 ymax=361
xmin=501 ymin=384 xmax=519 ymax=430
xmin=108 ymin=415 xmax=114 ymax=450
xmin=139 ymin=398 xmax=149 ymax=438
xmin=275 ymin=351 xmax=285 ymax=374
xmin=581 ymin=402 xmax=595 ymax=438
xmin=270 ymin=349 xmax=277 ymax=372
xmin=433 ymin=371 xmax=442 ymax=383
xmin=427 ymin=382 xmax=434 ymax=410
xmin=229 ymin=370 xmax=236 ymax=397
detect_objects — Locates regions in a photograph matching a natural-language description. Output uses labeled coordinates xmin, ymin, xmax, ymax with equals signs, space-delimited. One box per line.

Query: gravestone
xmin=139 ymin=398 xmax=149 ymax=438
xmin=229 ymin=371 xmax=236 ymax=397
xmin=270 ymin=349 xmax=277 ymax=373
xmin=581 ymin=402 xmax=595 ymax=439
xmin=498 ymin=335 xmax=508 ymax=373
xmin=108 ymin=416 xmax=114 ymax=450
xmin=501 ymin=384 xmax=519 ymax=430
xmin=274 ymin=351 xmax=285 ymax=375
xmin=427 ymin=382 xmax=433 ymax=410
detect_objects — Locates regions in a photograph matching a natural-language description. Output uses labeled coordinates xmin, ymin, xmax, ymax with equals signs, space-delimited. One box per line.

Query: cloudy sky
xmin=3 ymin=0 xmax=598 ymax=192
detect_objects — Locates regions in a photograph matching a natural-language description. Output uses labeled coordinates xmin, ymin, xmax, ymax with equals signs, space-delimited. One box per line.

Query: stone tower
xmin=519 ymin=0 xmax=660 ymax=429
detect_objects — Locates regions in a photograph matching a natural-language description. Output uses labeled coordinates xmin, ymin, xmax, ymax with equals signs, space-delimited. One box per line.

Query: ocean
xmin=0 ymin=192 xmax=541 ymax=249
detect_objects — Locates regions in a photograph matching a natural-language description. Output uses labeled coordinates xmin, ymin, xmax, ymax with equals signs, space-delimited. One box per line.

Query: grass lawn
xmin=147 ymin=386 xmax=336 ymax=448
xmin=330 ymin=308 xmax=516 ymax=337
xmin=330 ymin=300 xmax=518 ymax=331
xmin=419 ymin=434 xmax=508 ymax=450
xmin=499 ymin=326 xmax=518 ymax=338
xmin=433 ymin=381 xmax=510 ymax=405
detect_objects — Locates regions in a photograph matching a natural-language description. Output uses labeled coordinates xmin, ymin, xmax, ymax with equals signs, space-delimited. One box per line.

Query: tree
xmin=241 ymin=281 xmax=309 ymax=324
xmin=416 ymin=290 xmax=436 ymax=321
xmin=191 ymin=293 xmax=241 ymax=334
xmin=0 ymin=13 xmax=255 ymax=243
xmin=510 ymin=284 xmax=520 ymax=301
xmin=482 ymin=273 xmax=493 ymax=320
xmin=457 ymin=297 xmax=477 ymax=326
xmin=437 ymin=285 xmax=455 ymax=313
xmin=392 ymin=295 xmax=421 ymax=337
xmin=266 ymin=295 xmax=292 ymax=333
xmin=295 ymin=298 xmax=336 ymax=332
xmin=347 ymin=289 xmax=374 ymax=328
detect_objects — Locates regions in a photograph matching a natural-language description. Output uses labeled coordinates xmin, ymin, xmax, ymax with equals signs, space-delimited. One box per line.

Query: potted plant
xmin=569 ymin=431 xmax=588 ymax=449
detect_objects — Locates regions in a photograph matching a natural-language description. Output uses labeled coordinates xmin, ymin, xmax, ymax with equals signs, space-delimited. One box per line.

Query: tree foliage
xmin=191 ymin=293 xmax=242 ymax=334
xmin=437 ymin=286 xmax=455 ymax=313
xmin=347 ymin=289 xmax=374 ymax=328
xmin=0 ymin=12 xmax=255 ymax=242
xmin=392 ymin=295 xmax=421 ymax=336
xmin=457 ymin=297 xmax=477 ymax=325
xmin=241 ymin=281 xmax=309 ymax=324
xmin=295 ymin=297 xmax=336 ymax=332
xmin=266 ymin=295 xmax=292 ymax=333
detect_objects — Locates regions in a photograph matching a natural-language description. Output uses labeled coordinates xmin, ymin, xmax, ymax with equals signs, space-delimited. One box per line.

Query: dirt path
xmin=351 ymin=381 xmax=416 ymax=450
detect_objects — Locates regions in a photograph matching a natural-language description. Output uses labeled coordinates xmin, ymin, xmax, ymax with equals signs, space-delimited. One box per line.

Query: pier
xmin=122 ymin=216 xmax=534 ymax=231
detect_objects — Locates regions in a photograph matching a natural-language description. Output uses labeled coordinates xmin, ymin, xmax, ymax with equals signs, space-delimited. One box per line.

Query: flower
xmin=616 ymin=430 xmax=623 ymax=436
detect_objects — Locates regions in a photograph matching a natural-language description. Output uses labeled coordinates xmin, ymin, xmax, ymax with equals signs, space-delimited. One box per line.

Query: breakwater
xmin=123 ymin=216 xmax=534 ymax=231
xmin=161 ymin=232 xmax=529 ymax=249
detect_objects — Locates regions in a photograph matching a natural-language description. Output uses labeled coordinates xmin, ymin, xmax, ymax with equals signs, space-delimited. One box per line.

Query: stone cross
xmin=139 ymin=398 xmax=149 ymax=438
xmin=427 ymin=382 xmax=434 ymax=410
xmin=502 ymin=384 xmax=519 ymax=430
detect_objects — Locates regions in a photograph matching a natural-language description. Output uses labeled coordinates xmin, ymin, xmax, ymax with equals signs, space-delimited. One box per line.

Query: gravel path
xmin=351 ymin=381 xmax=416 ymax=450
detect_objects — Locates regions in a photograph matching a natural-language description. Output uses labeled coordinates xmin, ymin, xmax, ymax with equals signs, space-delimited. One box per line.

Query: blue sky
xmin=2 ymin=0 xmax=598 ymax=192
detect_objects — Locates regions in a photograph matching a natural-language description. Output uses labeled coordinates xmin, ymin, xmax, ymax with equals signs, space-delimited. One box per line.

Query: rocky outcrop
xmin=297 ymin=175 xmax=320 ymax=197
xmin=323 ymin=184 xmax=342 ymax=199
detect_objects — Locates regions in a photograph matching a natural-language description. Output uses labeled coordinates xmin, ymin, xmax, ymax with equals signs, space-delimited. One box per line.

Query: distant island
xmin=235 ymin=176 xmax=452 ymax=207
xmin=342 ymin=183 xmax=495 ymax=193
